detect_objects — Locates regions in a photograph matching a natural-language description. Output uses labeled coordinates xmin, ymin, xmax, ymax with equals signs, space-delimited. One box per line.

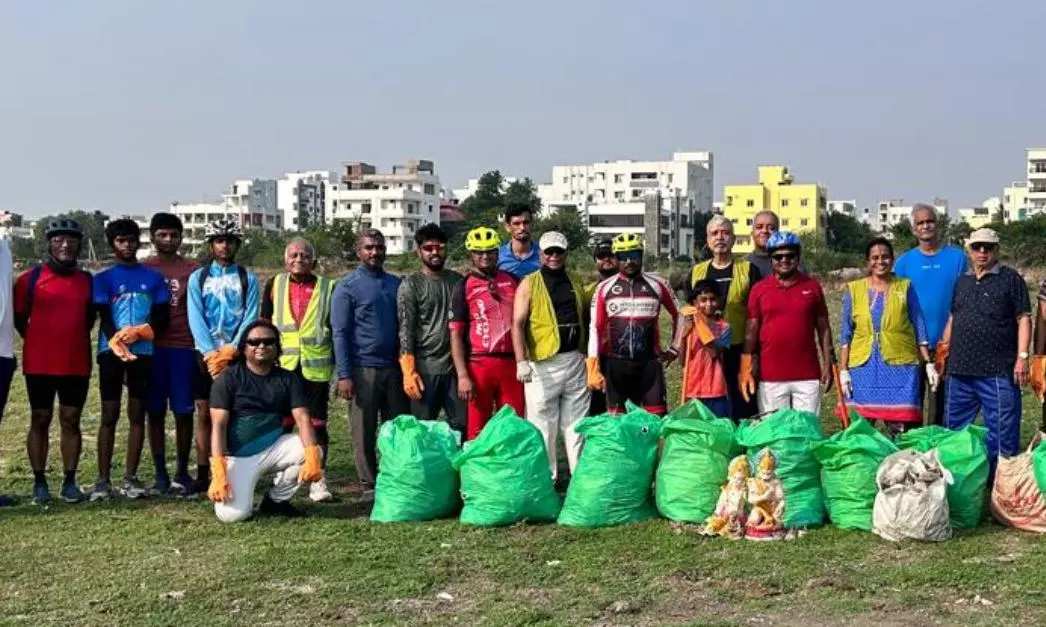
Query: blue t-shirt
xmin=497 ymin=241 xmax=540 ymax=279
xmin=93 ymin=263 xmax=170 ymax=356
xmin=893 ymin=244 xmax=967 ymax=348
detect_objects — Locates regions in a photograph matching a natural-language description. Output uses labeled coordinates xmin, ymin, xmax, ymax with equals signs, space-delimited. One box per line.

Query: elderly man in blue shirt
xmin=331 ymin=229 xmax=409 ymax=492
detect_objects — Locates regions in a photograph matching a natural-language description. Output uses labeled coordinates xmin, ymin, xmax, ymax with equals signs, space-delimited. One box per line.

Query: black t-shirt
xmin=210 ymin=362 xmax=308 ymax=456
xmin=540 ymin=267 xmax=581 ymax=353
xmin=702 ymin=262 xmax=762 ymax=304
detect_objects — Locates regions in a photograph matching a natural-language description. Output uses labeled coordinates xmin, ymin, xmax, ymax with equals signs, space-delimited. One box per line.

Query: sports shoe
xmin=171 ymin=472 xmax=195 ymax=497
xmin=89 ymin=479 xmax=112 ymax=502
xmin=309 ymin=476 xmax=334 ymax=503
xmin=259 ymin=494 xmax=306 ymax=518
xmin=121 ymin=476 xmax=148 ymax=499
xmin=32 ymin=482 xmax=52 ymax=505
xmin=151 ymin=471 xmax=172 ymax=496
xmin=61 ymin=482 xmax=85 ymax=503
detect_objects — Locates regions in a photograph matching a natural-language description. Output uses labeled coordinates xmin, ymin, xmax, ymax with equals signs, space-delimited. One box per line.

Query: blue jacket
xmin=187 ymin=261 xmax=260 ymax=354
xmin=332 ymin=266 xmax=401 ymax=379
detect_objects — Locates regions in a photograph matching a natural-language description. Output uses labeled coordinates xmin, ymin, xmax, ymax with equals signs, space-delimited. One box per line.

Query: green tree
xmin=534 ymin=207 xmax=592 ymax=252
xmin=889 ymin=218 xmax=917 ymax=252
xmin=825 ymin=212 xmax=875 ymax=254
xmin=303 ymin=221 xmax=357 ymax=263
xmin=458 ymin=170 xmax=505 ymax=229
xmin=945 ymin=220 xmax=972 ymax=246
xmin=234 ymin=229 xmax=291 ymax=268
xmin=503 ymin=178 xmax=543 ymax=217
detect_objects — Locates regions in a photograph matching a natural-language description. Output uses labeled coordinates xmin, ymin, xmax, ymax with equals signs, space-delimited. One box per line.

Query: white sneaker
xmin=309 ymin=476 xmax=333 ymax=502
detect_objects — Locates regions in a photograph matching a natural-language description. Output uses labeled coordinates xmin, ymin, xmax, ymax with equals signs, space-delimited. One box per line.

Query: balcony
xmin=629 ymin=179 xmax=660 ymax=189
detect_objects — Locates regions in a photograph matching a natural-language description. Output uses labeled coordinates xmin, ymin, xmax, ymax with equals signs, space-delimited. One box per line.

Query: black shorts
xmin=281 ymin=367 xmax=330 ymax=431
xmin=194 ymin=353 xmax=214 ymax=402
xmin=98 ymin=352 xmax=154 ymax=402
xmin=604 ymin=357 xmax=667 ymax=416
xmin=25 ymin=374 xmax=90 ymax=410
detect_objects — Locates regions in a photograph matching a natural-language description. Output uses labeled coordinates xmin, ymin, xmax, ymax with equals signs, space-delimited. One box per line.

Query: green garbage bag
xmin=1033 ymin=439 xmax=1046 ymax=496
xmin=810 ymin=413 xmax=898 ymax=531
xmin=896 ymin=425 xmax=989 ymax=529
xmin=558 ymin=406 xmax=663 ymax=527
xmin=452 ymin=406 xmax=561 ymax=526
xmin=371 ymin=416 xmax=461 ymax=522
xmin=736 ymin=408 xmax=826 ymax=528
xmin=655 ymin=400 xmax=740 ymax=522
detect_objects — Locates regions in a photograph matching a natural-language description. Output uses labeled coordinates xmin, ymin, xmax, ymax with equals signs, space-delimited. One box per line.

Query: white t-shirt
xmin=0 ymin=239 xmax=14 ymax=359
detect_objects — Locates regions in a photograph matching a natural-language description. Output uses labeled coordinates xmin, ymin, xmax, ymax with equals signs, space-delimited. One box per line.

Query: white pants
xmin=214 ymin=435 xmax=306 ymax=523
xmin=525 ymin=351 xmax=590 ymax=481
xmin=757 ymin=380 xmax=821 ymax=415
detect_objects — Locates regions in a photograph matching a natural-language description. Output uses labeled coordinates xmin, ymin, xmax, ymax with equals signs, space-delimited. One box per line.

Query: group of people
xmin=0 ymin=201 xmax=1038 ymax=520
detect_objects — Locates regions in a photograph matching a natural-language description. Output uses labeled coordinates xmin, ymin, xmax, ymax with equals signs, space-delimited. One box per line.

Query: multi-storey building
xmin=171 ymin=178 xmax=283 ymax=249
xmin=827 ymin=199 xmax=876 ymax=229
xmin=876 ymin=198 xmax=948 ymax=234
xmin=1025 ymin=149 xmax=1046 ymax=217
xmin=723 ymin=165 xmax=827 ymax=253
xmin=325 ymin=159 xmax=441 ymax=255
xmin=538 ymin=151 xmax=713 ymax=257
xmin=1003 ymin=181 xmax=1030 ymax=223
xmin=277 ymin=171 xmax=331 ymax=231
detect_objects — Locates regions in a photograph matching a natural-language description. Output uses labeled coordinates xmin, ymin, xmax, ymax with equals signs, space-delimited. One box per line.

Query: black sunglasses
xmin=245 ymin=337 xmax=278 ymax=347
xmin=544 ymin=247 xmax=566 ymax=257
xmin=970 ymin=243 xmax=997 ymax=252
xmin=771 ymin=252 xmax=798 ymax=262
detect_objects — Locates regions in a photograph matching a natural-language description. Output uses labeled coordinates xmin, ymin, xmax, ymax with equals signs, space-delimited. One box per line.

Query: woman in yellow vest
xmin=838 ymin=237 xmax=937 ymax=433
xmin=689 ymin=216 xmax=762 ymax=420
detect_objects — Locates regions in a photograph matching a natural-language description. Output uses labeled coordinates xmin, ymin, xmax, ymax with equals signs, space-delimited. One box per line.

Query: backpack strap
xmin=237 ymin=265 xmax=249 ymax=309
xmin=24 ymin=265 xmax=44 ymax=320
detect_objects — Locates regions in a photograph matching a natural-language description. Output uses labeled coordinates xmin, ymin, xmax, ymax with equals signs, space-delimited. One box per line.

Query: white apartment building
xmin=171 ymin=178 xmax=285 ymax=249
xmin=451 ymin=176 xmax=521 ymax=205
xmin=877 ymin=198 xmax=948 ymax=233
xmin=1003 ymin=181 xmax=1030 ymax=222
xmin=827 ymin=199 xmax=876 ymax=229
xmin=277 ymin=171 xmax=331 ymax=231
xmin=1026 ymin=148 xmax=1046 ymax=216
xmin=539 ymin=151 xmax=714 ymax=257
xmin=326 ymin=159 xmax=441 ymax=255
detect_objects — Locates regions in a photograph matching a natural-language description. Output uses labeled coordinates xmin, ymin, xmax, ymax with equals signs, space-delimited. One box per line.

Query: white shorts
xmin=757 ymin=380 xmax=821 ymax=415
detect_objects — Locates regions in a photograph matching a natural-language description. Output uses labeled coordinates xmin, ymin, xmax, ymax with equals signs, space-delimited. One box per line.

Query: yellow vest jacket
xmin=845 ymin=277 xmax=920 ymax=368
xmin=272 ymin=273 xmax=335 ymax=381
xmin=526 ymin=271 xmax=586 ymax=362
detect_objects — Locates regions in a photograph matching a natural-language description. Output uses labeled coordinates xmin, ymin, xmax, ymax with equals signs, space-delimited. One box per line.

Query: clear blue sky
xmin=2 ymin=0 xmax=1044 ymax=217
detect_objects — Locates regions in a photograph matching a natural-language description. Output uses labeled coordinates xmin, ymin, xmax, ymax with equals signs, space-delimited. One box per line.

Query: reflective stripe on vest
xmin=690 ymin=259 xmax=750 ymax=345
xmin=846 ymin=277 xmax=920 ymax=368
xmin=272 ymin=274 xmax=334 ymax=381
xmin=525 ymin=271 xmax=586 ymax=362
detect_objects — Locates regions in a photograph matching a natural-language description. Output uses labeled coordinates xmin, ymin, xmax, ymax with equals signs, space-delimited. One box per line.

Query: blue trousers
xmin=944 ymin=374 xmax=1021 ymax=469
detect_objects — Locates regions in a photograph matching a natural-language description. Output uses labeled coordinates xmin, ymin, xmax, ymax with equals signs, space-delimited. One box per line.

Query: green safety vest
xmin=272 ymin=274 xmax=335 ymax=381
xmin=846 ymin=277 xmax=919 ymax=368
xmin=526 ymin=271 xmax=586 ymax=362
xmin=690 ymin=260 xmax=750 ymax=346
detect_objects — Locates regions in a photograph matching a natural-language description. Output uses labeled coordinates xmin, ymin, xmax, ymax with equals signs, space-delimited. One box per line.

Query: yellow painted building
xmin=722 ymin=165 xmax=828 ymax=253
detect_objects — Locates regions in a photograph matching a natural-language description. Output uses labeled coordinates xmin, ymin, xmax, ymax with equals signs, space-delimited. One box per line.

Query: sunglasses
xmin=970 ymin=243 xmax=997 ymax=252
xmin=616 ymin=252 xmax=642 ymax=262
xmin=245 ymin=337 xmax=278 ymax=347
xmin=544 ymin=247 xmax=566 ymax=257
xmin=420 ymin=243 xmax=446 ymax=253
xmin=771 ymin=252 xmax=798 ymax=262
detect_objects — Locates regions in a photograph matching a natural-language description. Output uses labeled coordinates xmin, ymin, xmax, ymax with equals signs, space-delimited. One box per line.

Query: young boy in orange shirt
xmin=680 ymin=279 xmax=733 ymax=417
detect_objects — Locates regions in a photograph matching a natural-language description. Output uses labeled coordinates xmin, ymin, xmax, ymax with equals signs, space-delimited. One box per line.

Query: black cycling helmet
xmin=593 ymin=236 xmax=613 ymax=258
xmin=45 ymin=218 xmax=84 ymax=240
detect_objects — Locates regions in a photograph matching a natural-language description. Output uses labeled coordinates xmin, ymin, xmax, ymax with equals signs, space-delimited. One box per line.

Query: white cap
xmin=539 ymin=231 xmax=568 ymax=251
xmin=967 ymin=228 xmax=1000 ymax=247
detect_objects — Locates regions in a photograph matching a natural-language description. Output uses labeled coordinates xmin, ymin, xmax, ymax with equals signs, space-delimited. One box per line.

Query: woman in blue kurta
xmin=838 ymin=238 xmax=936 ymax=433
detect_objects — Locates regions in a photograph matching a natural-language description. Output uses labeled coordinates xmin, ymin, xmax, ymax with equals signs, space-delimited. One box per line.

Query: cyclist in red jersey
xmin=587 ymin=233 xmax=683 ymax=415
xmin=449 ymin=227 xmax=524 ymax=439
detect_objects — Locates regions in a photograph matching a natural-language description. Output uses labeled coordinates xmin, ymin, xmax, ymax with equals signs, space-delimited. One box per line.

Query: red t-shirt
xmin=144 ymin=255 xmax=199 ymax=349
xmin=449 ymin=270 xmax=517 ymax=357
xmin=747 ymin=273 xmax=829 ymax=382
xmin=14 ymin=265 xmax=93 ymax=376
xmin=289 ymin=278 xmax=316 ymax=326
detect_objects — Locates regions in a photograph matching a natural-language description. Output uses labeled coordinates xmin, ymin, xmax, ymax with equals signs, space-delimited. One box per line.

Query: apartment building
xmin=1003 ymin=181 xmax=1030 ymax=223
xmin=1026 ymin=148 xmax=1046 ymax=217
xmin=326 ymin=159 xmax=441 ymax=255
xmin=876 ymin=198 xmax=947 ymax=233
xmin=827 ymin=199 xmax=876 ymax=229
xmin=277 ymin=171 xmax=331 ymax=231
xmin=538 ymin=151 xmax=713 ymax=257
xmin=171 ymin=178 xmax=283 ymax=248
xmin=723 ymin=165 xmax=828 ymax=253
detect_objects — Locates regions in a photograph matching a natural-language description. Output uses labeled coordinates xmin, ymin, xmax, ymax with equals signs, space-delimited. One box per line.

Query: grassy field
xmin=2 ymin=285 xmax=1046 ymax=626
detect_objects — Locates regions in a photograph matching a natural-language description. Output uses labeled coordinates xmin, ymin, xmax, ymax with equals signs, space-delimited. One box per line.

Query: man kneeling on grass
xmin=207 ymin=320 xmax=323 ymax=522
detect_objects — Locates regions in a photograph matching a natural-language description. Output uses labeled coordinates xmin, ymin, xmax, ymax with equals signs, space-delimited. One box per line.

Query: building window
xmin=782 ymin=219 xmax=790 ymax=226
xmin=632 ymin=190 xmax=643 ymax=198
xmin=726 ymin=196 xmax=733 ymax=206
xmin=781 ymin=199 xmax=789 ymax=207
xmin=562 ymin=177 xmax=568 ymax=184
xmin=362 ymin=203 xmax=371 ymax=214
xmin=801 ymin=218 xmax=809 ymax=227
xmin=746 ymin=218 xmax=753 ymax=226
xmin=746 ymin=199 xmax=754 ymax=208
xmin=667 ymin=174 xmax=674 ymax=184
xmin=614 ymin=174 xmax=623 ymax=184
xmin=631 ymin=172 xmax=657 ymax=180
xmin=800 ymin=199 xmax=809 ymax=207
xmin=424 ymin=184 xmax=435 ymax=195
xmin=614 ymin=191 xmax=625 ymax=200
xmin=589 ymin=214 xmax=644 ymax=228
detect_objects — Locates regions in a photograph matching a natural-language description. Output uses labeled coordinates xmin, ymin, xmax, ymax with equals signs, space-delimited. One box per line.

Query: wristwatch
xmin=1019 ymin=351 xmax=1030 ymax=359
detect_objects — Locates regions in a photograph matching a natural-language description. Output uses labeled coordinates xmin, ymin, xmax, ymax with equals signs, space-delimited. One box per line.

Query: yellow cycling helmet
xmin=465 ymin=226 xmax=501 ymax=252
xmin=611 ymin=232 xmax=643 ymax=254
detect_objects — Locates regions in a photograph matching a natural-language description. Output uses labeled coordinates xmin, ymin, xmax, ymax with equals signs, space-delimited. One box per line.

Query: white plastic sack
xmin=872 ymin=449 xmax=954 ymax=542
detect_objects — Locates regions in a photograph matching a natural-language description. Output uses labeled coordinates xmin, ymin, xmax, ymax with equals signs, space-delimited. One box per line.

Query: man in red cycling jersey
xmin=587 ymin=233 xmax=682 ymax=415
xmin=449 ymin=226 xmax=524 ymax=439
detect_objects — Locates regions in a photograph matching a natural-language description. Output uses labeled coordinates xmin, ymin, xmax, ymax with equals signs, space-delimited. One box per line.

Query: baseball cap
xmin=967 ymin=228 xmax=999 ymax=247
xmin=539 ymin=231 xmax=568 ymax=251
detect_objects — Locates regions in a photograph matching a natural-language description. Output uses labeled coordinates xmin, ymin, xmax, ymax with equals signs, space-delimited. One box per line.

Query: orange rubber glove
xmin=680 ymin=305 xmax=715 ymax=345
xmin=114 ymin=324 xmax=155 ymax=345
xmin=934 ymin=342 xmax=949 ymax=377
xmin=739 ymin=353 xmax=757 ymax=403
xmin=209 ymin=344 xmax=239 ymax=378
xmin=399 ymin=354 xmax=425 ymax=401
xmin=1031 ymin=355 xmax=1046 ymax=402
xmin=208 ymin=455 xmax=232 ymax=503
xmin=108 ymin=336 xmax=136 ymax=362
xmin=299 ymin=445 xmax=323 ymax=483
xmin=585 ymin=356 xmax=605 ymax=392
